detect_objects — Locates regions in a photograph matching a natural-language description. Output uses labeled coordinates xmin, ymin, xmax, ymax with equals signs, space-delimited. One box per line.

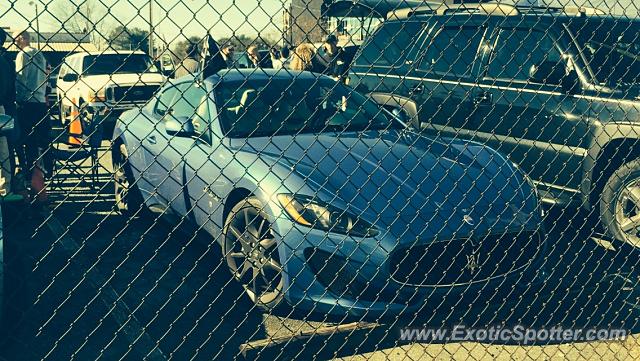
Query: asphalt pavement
xmin=0 ymin=145 xmax=639 ymax=360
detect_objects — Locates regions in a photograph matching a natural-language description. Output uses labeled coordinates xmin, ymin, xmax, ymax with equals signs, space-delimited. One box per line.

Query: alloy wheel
xmin=614 ymin=180 xmax=640 ymax=247
xmin=224 ymin=201 xmax=284 ymax=308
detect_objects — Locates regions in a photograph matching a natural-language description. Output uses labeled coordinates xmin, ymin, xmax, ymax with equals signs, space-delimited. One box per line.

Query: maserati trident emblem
xmin=463 ymin=214 xmax=475 ymax=226
xmin=465 ymin=252 xmax=480 ymax=274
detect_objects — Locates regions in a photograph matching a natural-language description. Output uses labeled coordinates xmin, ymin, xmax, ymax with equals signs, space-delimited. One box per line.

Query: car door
xmin=180 ymin=85 xmax=231 ymax=237
xmin=138 ymin=82 xmax=205 ymax=214
xmin=409 ymin=20 xmax=487 ymax=137
xmin=472 ymin=26 xmax=591 ymax=193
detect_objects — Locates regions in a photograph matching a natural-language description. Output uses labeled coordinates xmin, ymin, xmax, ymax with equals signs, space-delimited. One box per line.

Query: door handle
xmin=409 ymin=84 xmax=424 ymax=95
xmin=147 ymin=135 xmax=157 ymax=145
xmin=473 ymin=92 xmax=492 ymax=105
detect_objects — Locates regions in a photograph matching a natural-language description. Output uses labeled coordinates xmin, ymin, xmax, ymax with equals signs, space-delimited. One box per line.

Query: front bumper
xmin=273 ymin=214 xmax=548 ymax=321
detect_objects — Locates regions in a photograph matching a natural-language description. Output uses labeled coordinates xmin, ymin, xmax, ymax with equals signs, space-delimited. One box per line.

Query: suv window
xmin=417 ymin=26 xmax=485 ymax=78
xmin=71 ymin=57 xmax=83 ymax=75
xmin=82 ymin=54 xmax=159 ymax=75
xmin=355 ymin=22 xmax=423 ymax=68
xmin=487 ymin=29 xmax=562 ymax=83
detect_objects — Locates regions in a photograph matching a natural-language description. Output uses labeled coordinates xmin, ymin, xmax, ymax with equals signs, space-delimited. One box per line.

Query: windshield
xmin=82 ymin=54 xmax=159 ymax=75
xmin=571 ymin=22 xmax=640 ymax=85
xmin=215 ymin=77 xmax=398 ymax=138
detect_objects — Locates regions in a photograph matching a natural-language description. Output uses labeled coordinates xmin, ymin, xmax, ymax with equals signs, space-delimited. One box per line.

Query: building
xmin=2 ymin=29 xmax=98 ymax=72
xmin=285 ymin=0 xmax=327 ymax=46
xmin=284 ymin=0 xmax=438 ymax=47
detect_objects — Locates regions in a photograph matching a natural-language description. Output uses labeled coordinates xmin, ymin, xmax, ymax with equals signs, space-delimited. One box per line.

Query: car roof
xmin=205 ymin=68 xmax=331 ymax=84
xmin=66 ymin=50 xmax=148 ymax=58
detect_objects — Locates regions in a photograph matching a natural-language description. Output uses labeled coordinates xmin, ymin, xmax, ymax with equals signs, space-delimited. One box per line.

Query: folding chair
xmin=50 ymin=112 xmax=104 ymax=191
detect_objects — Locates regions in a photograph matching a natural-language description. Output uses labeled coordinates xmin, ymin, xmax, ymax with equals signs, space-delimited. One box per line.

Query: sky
xmin=0 ymin=0 xmax=292 ymax=45
xmin=1 ymin=0 xmax=638 ymax=48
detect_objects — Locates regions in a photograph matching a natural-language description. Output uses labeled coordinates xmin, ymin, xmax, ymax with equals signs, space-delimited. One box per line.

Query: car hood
xmin=83 ymin=73 xmax=165 ymax=88
xmin=233 ymin=130 xmax=529 ymax=224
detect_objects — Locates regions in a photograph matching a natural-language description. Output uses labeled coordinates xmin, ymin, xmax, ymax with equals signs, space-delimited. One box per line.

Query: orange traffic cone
xmin=68 ymin=99 xmax=84 ymax=146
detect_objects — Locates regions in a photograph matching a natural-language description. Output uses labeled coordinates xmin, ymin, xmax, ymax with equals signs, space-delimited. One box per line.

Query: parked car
xmin=112 ymin=69 xmax=545 ymax=318
xmin=56 ymin=50 xmax=165 ymax=134
xmin=349 ymin=2 xmax=640 ymax=246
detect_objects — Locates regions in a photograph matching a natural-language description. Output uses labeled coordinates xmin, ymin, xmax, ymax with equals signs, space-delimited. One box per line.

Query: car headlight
xmin=277 ymin=194 xmax=378 ymax=237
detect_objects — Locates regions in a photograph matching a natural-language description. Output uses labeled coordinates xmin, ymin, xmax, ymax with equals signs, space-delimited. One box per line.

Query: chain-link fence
xmin=1 ymin=0 xmax=640 ymax=359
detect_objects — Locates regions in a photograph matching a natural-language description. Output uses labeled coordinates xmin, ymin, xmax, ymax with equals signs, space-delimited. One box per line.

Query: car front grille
xmin=390 ymin=231 xmax=541 ymax=287
xmin=111 ymin=85 xmax=160 ymax=103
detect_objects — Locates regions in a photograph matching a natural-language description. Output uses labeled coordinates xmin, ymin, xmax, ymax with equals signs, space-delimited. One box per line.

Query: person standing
xmin=271 ymin=46 xmax=291 ymax=69
xmin=313 ymin=35 xmax=344 ymax=77
xmin=174 ymin=41 xmax=200 ymax=78
xmin=290 ymin=43 xmax=318 ymax=72
xmin=221 ymin=45 xmax=235 ymax=68
xmin=14 ymin=29 xmax=49 ymax=205
xmin=0 ymin=28 xmax=22 ymax=202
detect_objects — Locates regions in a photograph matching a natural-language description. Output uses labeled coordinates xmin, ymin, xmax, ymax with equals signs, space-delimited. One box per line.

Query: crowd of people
xmin=176 ymin=34 xmax=346 ymax=79
xmin=0 ymin=27 xmax=50 ymax=210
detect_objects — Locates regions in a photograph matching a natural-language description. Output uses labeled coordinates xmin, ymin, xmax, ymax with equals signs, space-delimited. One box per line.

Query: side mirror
xmin=529 ymin=61 xmax=580 ymax=93
xmin=165 ymin=116 xmax=195 ymax=137
xmin=392 ymin=108 xmax=409 ymax=123
xmin=62 ymin=73 xmax=79 ymax=82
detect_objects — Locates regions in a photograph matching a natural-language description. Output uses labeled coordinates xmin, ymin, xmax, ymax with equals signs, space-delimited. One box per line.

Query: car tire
xmin=600 ymin=158 xmax=640 ymax=248
xmin=113 ymin=143 xmax=146 ymax=217
xmin=222 ymin=196 xmax=285 ymax=311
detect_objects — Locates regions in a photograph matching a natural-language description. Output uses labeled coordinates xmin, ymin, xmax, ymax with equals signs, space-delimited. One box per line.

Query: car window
xmin=71 ymin=57 xmax=83 ymax=75
xmin=168 ymin=82 xmax=211 ymax=142
xmin=215 ymin=78 xmax=398 ymax=138
xmin=416 ymin=26 xmax=485 ymax=78
xmin=171 ymin=83 xmax=208 ymax=120
xmin=487 ymin=29 xmax=562 ymax=83
xmin=58 ymin=63 xmax=69 ymax=77
xmin=155 ymin=86 xmax=180 ymax=117
xmin=355 ymin=22 xmax=423 ymax=68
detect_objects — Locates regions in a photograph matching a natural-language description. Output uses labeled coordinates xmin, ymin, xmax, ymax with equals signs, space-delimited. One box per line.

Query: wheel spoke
xmin=625 ymin=186 xmax=640 ymax=205
xmin=263 ymin=258 xmax=283 ymax=273
xmin=259 ymin=237 xmax=276 ymax=250
xmin=228 ymin=225 xmax=244 ymax=239
xmin=252 ymin=266 xmax=259 ymax=296
xmin=620 ymin=214 xmax=640 ymax=232
xmin=257 ymin=218 xmax=267 ymax=237
xmin=237 ymin=260 xmax=251 ymax=279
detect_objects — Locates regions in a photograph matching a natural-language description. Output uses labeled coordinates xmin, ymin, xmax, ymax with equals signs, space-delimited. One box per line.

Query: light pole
xmin=149 ymin=0 xmax=154 ymax=57
xmin=28 ymin=1 xmax=40 ymax=49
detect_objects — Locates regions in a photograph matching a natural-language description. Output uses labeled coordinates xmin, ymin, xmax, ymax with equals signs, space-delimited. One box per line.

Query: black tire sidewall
xmin=114 ymin=146 xmax=144 ymax=217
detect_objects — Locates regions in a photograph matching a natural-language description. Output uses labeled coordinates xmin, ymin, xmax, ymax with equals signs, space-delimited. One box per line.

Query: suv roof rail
xmin=386 ymin=2 xmax=608 ymax=20
xmin=387 ymin=2 xmax=519 ymax=20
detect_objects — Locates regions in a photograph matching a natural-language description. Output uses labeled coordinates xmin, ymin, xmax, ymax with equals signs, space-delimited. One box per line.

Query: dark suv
xmin=349 ymin=3 xmax=640 ymax=246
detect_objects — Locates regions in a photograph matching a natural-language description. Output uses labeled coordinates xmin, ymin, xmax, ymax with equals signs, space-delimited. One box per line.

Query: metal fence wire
xmin=1 ymin=0 xmax=640 ymax=359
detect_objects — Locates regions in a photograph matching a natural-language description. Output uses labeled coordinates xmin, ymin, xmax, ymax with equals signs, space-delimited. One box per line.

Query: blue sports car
xmin=112 ymin=69 xmax=545 ymax=319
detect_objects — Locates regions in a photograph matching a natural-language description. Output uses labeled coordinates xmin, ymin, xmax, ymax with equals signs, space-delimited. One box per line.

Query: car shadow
xmin=0 ymin=179 xmax=268 ymax=360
